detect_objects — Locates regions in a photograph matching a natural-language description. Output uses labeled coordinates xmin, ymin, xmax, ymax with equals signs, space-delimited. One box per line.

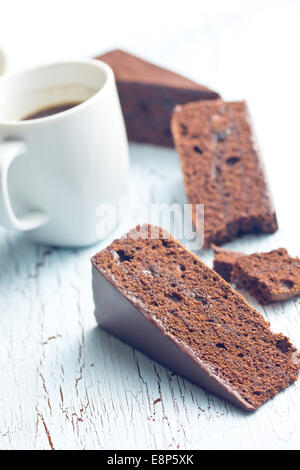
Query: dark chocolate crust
xmin=231 ymin=248 xmax=300 ymax=304
xmin=91 ymin=224 xmax=299 ymax=410
xmin=171 ymin=100 xmax=278 ymax=247
xmin=96 ymin=49 xmax=220 ymax=147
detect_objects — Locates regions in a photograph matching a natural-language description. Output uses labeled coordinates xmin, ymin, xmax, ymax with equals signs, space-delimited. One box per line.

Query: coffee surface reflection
xmin=22 ymin=102 xmax=81 ymax=120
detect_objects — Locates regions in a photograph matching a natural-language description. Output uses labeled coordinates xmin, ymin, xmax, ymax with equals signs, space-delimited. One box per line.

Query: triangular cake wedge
xmin=91 ymin=224 xmax=299 ymax=411
xmin=96 ymin=49 xmax=220 ymax=147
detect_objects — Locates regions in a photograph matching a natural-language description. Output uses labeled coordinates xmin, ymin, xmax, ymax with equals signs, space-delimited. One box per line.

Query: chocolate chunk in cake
xmin=212 ymin=244 xmax=243 ymax=282
xmin=96 ymin=49 xmax=220 ymax=147
xmin=91 ymin=224 xmax=299 ymax=411
xmin=171 ymin=100 xmax=278 ymax=247
xmin=231 ymin=248 xmax=300 ymax=304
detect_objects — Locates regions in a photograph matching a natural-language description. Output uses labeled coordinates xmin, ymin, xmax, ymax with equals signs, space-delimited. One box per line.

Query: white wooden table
xmin=0 ymin=142 xmax=299 ymax=450
xmin=0 ymin=0 xmax=300 ymax=450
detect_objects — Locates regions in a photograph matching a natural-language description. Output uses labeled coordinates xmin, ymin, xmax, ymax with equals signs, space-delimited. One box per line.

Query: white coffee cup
xmin=0 ymin=59 xmax=129 ymax=246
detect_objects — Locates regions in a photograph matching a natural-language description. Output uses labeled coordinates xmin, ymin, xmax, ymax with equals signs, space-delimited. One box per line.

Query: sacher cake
xmin=171 ymin=100 xmax=278 ymax=247
xmin=96 ymin=49 xmax=220 ymax=146
xmin=91 ymin=225 xmax=299 ymax=411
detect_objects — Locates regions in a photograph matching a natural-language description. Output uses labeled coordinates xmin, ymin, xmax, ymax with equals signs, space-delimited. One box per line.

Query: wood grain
xmin=0 ymin=144 xmax=299 ymax=450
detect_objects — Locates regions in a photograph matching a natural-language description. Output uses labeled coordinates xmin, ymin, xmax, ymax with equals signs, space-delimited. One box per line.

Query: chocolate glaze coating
xmin=91 ymin=225 xmax=299 ymax=410
xmin=96 ymin=49 xmax=220 ymax=147
xmin=92 ymin=265 xmax=254 ymax=411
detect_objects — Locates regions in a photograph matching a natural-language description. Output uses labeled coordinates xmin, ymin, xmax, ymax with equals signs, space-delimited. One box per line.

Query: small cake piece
xmin=231 ymin=248 xmax=300 ymax=304
xmin=91 ymin=225 xmax=299 ymax=411
xmin=171 ymin=100 xmax=278 ymax=247
xmin=96 ymin=49 xmax=220 ymax=147
xmin=212 ymin=244 xmax=242 ymax=282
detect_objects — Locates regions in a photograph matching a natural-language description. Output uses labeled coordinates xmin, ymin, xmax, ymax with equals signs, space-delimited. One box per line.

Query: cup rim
xmin=0 ymin=58 xmax=114 ymax=127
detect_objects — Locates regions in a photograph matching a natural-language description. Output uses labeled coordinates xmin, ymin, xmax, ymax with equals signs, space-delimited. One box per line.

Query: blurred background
xmin=1 ymin=0 xmax=299 ymax=222
xmin=1 ymin=0 xmax=299 ymax=99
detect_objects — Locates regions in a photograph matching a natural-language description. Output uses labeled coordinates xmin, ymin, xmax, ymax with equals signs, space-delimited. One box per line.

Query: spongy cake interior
xmin=92 ymin=225 xmax=299 ymax=409
xmin=232 ymin=248 xmax=300 ymax=304
xmin=171 ymin=100 xmax=278 ymax=246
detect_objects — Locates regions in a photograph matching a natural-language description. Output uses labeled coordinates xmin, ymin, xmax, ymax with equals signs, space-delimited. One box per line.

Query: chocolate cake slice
xmin=231 ymin=248 xmax=300 ymax=304
xmin=212 ymin=244 xmax=242 ymax=282
xmin=91 ymin=224 xmax=299 ymax=411
xmin=171 ymin=100 xmax=278 ymax=247
xmin=96 ymin=49 xmax=220 ymax=147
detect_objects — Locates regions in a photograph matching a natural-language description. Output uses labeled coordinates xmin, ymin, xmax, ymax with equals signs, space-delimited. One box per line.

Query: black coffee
xmin=22 ymin=102 xmax=82 ymax=120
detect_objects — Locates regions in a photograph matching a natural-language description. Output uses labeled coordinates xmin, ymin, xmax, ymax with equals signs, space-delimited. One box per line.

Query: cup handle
xmin=0 ymin=139 xmax=49 ymax=231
